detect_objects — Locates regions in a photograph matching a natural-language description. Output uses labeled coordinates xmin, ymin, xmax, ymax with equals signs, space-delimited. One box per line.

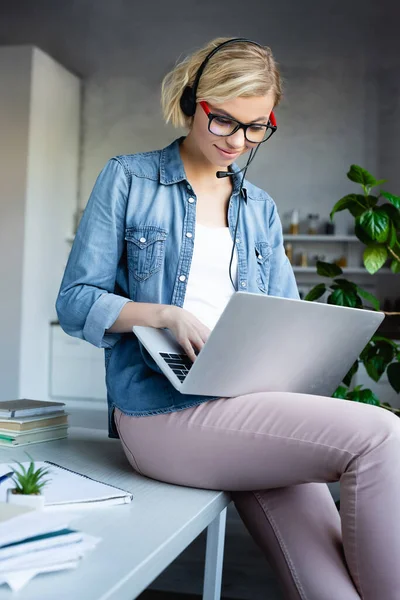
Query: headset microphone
xmin=216 ymin=146 xmax=260 ymax=178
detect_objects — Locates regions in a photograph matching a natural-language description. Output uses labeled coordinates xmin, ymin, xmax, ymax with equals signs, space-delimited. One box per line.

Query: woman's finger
xmin=179 ymin=338 xmax=197 ymax=363
xmin=199 ymin=327 xmax=211 ymax=344
xmin=190 ymin=334 xmax=205 ymax=357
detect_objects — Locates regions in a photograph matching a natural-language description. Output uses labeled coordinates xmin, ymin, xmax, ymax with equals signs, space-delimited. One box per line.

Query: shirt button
xmin=179 ymin=275 xmax=186 ymax=282
xmin=188 ymin=197 xmax=195 ymax=204
xmin=186 ymin=232 xmax=193 ymax=238
xmin=236 ymin=238 xmax=240 ymax=244
xmin=241 ymin=281 xmax=247 ymax=288
xmin=258 ymin=254 xmax=263 ymax=259
xmin=139 ymin=237 xmax=146 ymax=243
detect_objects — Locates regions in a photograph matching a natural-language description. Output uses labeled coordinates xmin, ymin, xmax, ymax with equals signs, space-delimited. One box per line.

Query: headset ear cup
xmin=180 ymin=86 xmax=196 ymax=117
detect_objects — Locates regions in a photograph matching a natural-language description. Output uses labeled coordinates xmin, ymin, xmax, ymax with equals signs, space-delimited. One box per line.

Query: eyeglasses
xmin=200 ymin=101 xmax=277 ymax=144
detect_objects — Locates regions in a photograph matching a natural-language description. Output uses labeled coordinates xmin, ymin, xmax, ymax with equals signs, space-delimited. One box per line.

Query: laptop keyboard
xmin=159 ymin=353 xmax=193 ymax=382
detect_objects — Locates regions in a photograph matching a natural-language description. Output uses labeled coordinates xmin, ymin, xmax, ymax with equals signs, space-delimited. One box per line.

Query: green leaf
xmin=34 ymin=466 xmax=51 ymax=479
xmin=330 ymin=194 xmax=368 ymax=220
xmin=366 ymin=195 xmax=379 ymax=208
xmin=27 ymin=460 xmax=35 ymax=479
xmin=364 ymin=356 xmax=387 ymax=382
xmin=343 ymin=361 xmax=359 ymax=387
xmin=332 ymin=278 xmax=358 ymax=292
xmin=387 ymin=363 xmax=400 ymax=393
xmin=354 ymin=294 xmax=363 ymax=308
xmin=347 ymin=165 xmax=377 ymax=193
xmin=363 ymin=245 xmax=388 ymax=274
xmin=304 ymin=283 xmax=326 ymax=302
xmin=13 ymin=460 xmax=27 ymax=478
xmin=375 ymin=340 xmax=396 ymax=362
xmin=379 ymin=203 xmax=400 ymax=228
xmin=327 ymin=288 xmax=358 ymax=307
xmin=347 ymin=387 xmax=380 ymax=405
xmin=360 ymin=340 xmax=374 ymax=362
xmin=354 ymin=222 xmax=373 ymax=245
xmin=316 ymin=261 xmax=343 ymax=278
xmin=347 ymin=389 xmax=360 ymax=401
xmin=361 ymin=339 xmax=395 ymax=383
xmin=359 ymin=209 xmax=390 ymax=243
xmin=358 ymin=389 xmax=380 ymax=406
xmin=391 ymin=260 xmax=400 ymax=274
xmin=332 ymin=386 xmax=348 ymax=399
xmin=388 ymin=224 xmax=398 ymax=248
xmin=381 ymin=191 xmax=400 ymax=209
xmin=356 ymin=286 xmax=380 ymax=311
xmin=372 ymin=335 xmax=399 ymax=347
xmin=348 ymin=195 xmax=370 ymax=218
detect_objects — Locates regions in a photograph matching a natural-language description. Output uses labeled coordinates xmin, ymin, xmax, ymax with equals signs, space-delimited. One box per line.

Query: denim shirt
xmin=56 ymin=137 xmax=299 ymax=438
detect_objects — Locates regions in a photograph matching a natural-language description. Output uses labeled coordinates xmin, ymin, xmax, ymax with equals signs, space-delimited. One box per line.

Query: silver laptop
xmin=133 ymin=292 xmax=384 ymax=398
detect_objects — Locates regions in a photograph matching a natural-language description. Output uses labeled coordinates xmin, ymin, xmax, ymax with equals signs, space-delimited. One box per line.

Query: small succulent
xmin=9 ymin=453 xmax=51 ymax=496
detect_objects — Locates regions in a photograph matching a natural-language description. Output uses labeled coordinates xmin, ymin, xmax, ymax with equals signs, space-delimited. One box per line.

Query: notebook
xmin=0 ymin=413 xmax=69 ymax=432
xmin=0 ymin=461 xmax=133 ymax=508
xmin=0 ymin=400 xmax=65 ymax=419
xmin=0 ymin=426 xmax=68 ymax=447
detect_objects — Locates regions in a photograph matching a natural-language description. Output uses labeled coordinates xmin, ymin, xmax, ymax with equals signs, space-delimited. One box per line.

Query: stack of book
xmin=0 ymin=400 xmax=68 ymax=447
xmin=0 ymin=503 xmax=100 ymax=592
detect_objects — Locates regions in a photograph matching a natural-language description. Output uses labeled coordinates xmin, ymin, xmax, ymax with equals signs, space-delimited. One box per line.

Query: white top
xmin=183 ymin=223 xmax=238 ymax=330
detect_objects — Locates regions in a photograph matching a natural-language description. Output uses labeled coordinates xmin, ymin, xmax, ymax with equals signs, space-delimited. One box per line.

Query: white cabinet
xmin=50 ymin=325 xmax=107 ymax=400
xmin=0 ymin=46 xmax=80 ymax=401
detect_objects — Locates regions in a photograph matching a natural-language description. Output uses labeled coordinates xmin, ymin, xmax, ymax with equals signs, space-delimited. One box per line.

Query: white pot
xmin=6 ymin=489 xmax=45 ymax=510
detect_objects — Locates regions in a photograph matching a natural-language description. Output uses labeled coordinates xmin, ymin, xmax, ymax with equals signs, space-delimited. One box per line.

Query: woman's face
xmin=191 ymin=93 xmax=275 ymax=167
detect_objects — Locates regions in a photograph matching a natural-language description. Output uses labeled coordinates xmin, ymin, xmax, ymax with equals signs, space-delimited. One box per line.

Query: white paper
xmin=0 ymin=508 xmax=73 ymax=548
xmin=0 ymin=560 xmax=79 ymax=592
xmin=0 ymin=530 xmax=84 ymax=561
xmin=0 ymin=534 xmax=100 ymax=572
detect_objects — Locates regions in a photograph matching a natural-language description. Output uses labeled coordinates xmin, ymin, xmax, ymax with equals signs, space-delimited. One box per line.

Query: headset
xmin=179 ymin=38 xmax=276 ymax=290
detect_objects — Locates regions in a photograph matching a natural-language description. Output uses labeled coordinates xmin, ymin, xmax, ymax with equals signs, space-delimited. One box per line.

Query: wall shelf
xmin=283 ymin=234 xmax=358 ymax=242
xmin=292 ymin=266 xmax=392 ymax=274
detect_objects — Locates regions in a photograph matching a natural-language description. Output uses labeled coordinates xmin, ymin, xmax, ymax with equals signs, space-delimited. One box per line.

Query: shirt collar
xmin=159 ymin=137 xmax=187 ymax=185
xmin=159 ymin=136 xmax=245 ymax=197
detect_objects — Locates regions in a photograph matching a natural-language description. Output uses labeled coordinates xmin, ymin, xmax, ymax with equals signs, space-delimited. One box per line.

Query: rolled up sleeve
xmin=56 ymin=158 xmax=132 ymax=348
xmin=267 ymin=199 xmax=300 ymax=300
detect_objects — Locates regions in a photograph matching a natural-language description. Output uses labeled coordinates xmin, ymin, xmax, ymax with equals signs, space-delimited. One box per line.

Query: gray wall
xmin=0 ymin=46 xmax=81 ymax=400
xmin=0 ymin=0 xmax=399 ymax=236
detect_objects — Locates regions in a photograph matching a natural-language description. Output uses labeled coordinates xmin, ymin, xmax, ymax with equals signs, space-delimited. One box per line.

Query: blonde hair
xmin=161 ymin=37 xmax=282 ymax=129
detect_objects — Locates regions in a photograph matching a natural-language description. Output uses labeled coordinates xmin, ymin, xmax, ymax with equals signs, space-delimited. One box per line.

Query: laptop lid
xmin=134 ymin=293 xmax=385 ymax=398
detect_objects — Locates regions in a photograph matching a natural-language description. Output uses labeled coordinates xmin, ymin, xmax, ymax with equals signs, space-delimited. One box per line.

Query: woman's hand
xmin=159 ymin=305 xmax=211 ymax=363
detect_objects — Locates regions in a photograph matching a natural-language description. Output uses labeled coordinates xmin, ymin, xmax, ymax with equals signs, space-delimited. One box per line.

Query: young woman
xmin=56 ymin=37 xmax=400 ymax=599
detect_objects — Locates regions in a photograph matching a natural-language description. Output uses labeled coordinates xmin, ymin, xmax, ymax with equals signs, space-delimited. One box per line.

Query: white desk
xmin=0 ymin=428 xmax=230 ymax=600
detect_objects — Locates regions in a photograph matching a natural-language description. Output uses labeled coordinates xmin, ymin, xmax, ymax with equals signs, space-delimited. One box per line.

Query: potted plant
xmin=305 ymin=165 xmax=400 ymax=411
xmin=6 ymin=455 xmax=51 ymax=510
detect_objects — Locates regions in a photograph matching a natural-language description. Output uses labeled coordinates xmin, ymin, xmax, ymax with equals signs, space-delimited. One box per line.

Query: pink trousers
xmin=114 ymin=391 xmax=400 ymax=600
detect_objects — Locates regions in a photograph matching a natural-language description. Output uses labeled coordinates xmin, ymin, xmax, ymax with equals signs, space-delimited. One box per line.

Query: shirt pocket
xmin=255 ymin=241 xmax=273 ymax=293
xmin=125 ymin=226 xmax=168 ymax=282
